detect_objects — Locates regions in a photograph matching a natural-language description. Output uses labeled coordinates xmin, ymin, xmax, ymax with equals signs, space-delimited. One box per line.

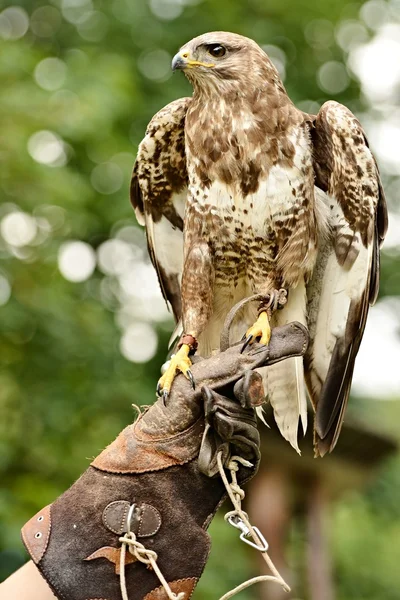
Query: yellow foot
xmin=156 ymin=344 xmax=195 ymax=402
xmin=242 ymin=311 xmax=271 ymax=353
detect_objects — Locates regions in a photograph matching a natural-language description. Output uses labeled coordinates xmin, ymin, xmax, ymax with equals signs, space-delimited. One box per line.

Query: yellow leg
xmin=157 ymin=344 xmax=195 ymax=401
xmin=242 ymin=311 xmax=271 ymax=351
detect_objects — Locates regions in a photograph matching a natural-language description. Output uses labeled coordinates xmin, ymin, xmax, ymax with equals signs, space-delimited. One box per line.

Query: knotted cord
xmin=118 ymin=455 xmax=289 ymax=600
xmin=217 ymin=452 xmax=290 ymax=600
xmin=119 ymin=504 xmax=184 ymax=600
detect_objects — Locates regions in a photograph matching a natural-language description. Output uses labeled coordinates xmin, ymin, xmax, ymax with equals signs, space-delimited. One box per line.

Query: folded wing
xmin=306 ymin=101 xmax=388 ymax=456
xmin=130 ymin=98 xmax=191 ymax=321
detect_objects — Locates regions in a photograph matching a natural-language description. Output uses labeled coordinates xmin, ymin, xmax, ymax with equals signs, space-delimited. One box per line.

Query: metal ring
xmin=227 ymin=515 xmax=269 ymax=552
xmin=240 ymin=526 xmax=269 ymax=552
xmin=227 ymin=514 xmax=249 ymax=534
xmin=220 ymin=294 xmax=270 ymax=352
xmin=126 ymin=503 xmax=136 ymax=535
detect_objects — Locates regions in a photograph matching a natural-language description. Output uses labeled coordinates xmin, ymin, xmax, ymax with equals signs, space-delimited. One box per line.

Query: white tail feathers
xmin=261 ymin=357 xmax=307 ymax=454
xmin=257 ymin=278 xmax=308 ymax=453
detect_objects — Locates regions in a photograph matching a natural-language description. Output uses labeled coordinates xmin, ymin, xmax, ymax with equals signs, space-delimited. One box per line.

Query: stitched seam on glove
xmin=133 ymin=417 xmax=204 ymax=443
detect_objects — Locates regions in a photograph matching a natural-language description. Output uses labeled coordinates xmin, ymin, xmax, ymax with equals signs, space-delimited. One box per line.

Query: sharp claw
xmin=241 ymin=334 xmax=253 ymax=354
xmin=156 ymin=382 xmax=162 ymax=397
xmin=187 ymin=369 xmax=196 ymax=390
xmin=163 ymin=390 xmax=169 ymax=404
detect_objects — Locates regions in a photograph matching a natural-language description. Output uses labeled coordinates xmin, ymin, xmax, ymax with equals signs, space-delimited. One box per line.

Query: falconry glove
xmin=21 ymin=322 xmax=308 ymax=600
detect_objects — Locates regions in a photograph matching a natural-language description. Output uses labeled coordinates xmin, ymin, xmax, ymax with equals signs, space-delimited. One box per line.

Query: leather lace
xmin=119 ymin=504 xmax=184 ymax=600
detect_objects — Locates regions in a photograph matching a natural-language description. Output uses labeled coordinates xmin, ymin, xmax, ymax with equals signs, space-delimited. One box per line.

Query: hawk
xmin=131 ymin=32 xmax=387 ymax=456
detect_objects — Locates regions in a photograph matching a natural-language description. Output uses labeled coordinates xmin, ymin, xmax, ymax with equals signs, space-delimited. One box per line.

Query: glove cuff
xmin=21 ymin=420 xmax=229 ymax=600
xmin=91 ymin=413 xmax=205 ymax=475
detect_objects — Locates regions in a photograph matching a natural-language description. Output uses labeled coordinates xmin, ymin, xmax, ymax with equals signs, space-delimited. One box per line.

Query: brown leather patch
xmin=84 ymin=546 xmax=136 ymax=574
xmin=138 ymin=504 xmax=162 ymax=537
xmin=143 ymin=578 xmax=197 ymax=600
xmin=91 ymin=418 xmax=204 ymax=474
xmin=102 ymin=501 xmax=161 ymax=537
xmin=102 ymin=500 xmax=131 ymax=535
xmin=21 ymin=504 xmax=51 ymax=564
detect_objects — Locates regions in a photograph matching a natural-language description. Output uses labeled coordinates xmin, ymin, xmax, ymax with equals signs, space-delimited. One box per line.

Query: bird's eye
xmin=207 ymin=44 xmax=226 ymax=58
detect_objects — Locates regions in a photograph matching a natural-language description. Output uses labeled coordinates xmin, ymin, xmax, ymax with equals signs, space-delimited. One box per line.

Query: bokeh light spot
xmin=149 ymin=0 xmax=183 ymax=21
xmin=353 ymin=297 xmax=400 ymax=396
xmin=119 ymin=263 xmax=162 ymax=301
xmin=120 ymin=322 xmax=158 ymax=363
xmin=348 ymin=30 xmax=400 ymax=102
xmin=0 ymin=275 xmax=11 ymax=306
xmin=62 ymin=0 xmax=93 ymax=25
xmin=138 ymin=49 xmax=172 ymax=82
xmin=382 ymin=210 xmax=400 ymax=247
xmin=304 ymin=19 xmax=334 ymax=48
xmin=34 ymin=57 xmax=67 ymax=91
xmin=0 ymin=7 xmax=29 ymax=40
xmin=317 ymin=61 xmax=350 ymax=94
xmin=360 ymin=0 xmax=390 ymax=30
xmin=91 ymin=162 xmax=124 ymax=195
xmin=30 ymin=6 xmax=62 ymax=38
xmin=77 ymin=10 xmax=108 ymax=41
xmin=28 ymin=131 xmax=68 ymax=167
xmin=114 ymin=225 xmax=147 ymax=251
xmin=368 ymin=120 xmax=400 ymax=174
xmin=58 ymin=241 xmax=96 ymax=282
xmin=336 ymin=20 xmax=369 ymax=52
xmin=97 ymin=239 xmax=135 ymax=276
xmin=0 ymin=212 xmax=37 ymax=248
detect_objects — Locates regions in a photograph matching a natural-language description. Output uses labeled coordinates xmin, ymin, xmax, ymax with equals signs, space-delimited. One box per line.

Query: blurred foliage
xmin=1 ymin=0 xmax=400 ymax=598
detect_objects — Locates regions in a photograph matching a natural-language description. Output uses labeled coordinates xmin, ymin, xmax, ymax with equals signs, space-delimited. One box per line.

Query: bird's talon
xmin=242 ymin=311 xmax=272 ymax=350
xmin=241 ymin=334 xmax=253 ymax=353
xmin=187 ymin=369 xmax=196 ymax=390
xmin=156 ymin=343 xmax=193 ymax=397
xmin=163 ymin=390 xmax=169 ymax=405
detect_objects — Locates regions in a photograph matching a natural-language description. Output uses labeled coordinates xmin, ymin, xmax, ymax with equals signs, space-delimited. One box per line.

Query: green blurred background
xmin=1 ymin=0 xmax=400 ymax=598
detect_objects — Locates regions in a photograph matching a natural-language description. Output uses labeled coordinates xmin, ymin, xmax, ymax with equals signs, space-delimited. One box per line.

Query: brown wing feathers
xmin=315 ymin=290 xmax=370 ymax=455
xmin=309 ymin=101 xmax=387 ymax=455
xmin=130 ymin=98 xmax=191 ymax=322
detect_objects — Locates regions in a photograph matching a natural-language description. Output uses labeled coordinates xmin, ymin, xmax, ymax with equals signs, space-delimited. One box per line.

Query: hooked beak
xmin=171 ymin=52 xmax=188 ymax=71
xmin=171 ymin=51 xmax=215 ymax=72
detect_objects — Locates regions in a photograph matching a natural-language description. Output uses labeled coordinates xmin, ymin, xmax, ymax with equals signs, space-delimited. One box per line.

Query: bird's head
xmin=171 ymin=32 xmax=278 ymax=94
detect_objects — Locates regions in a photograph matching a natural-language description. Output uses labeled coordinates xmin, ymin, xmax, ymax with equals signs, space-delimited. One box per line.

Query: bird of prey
xmin=131 ymin=32 xmax=387 ymax=456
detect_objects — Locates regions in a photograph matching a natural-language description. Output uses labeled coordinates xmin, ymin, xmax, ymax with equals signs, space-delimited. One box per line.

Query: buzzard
xmin=131 ymin=32 xmax=387 ymax=456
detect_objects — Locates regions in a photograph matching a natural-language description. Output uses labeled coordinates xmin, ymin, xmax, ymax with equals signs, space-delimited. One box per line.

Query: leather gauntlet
xmin=21 ymin=323 xmax=308 ymax=600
